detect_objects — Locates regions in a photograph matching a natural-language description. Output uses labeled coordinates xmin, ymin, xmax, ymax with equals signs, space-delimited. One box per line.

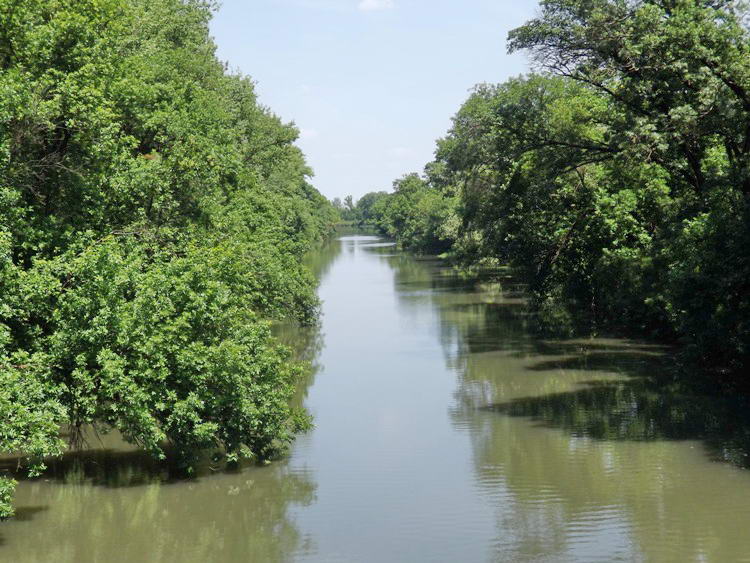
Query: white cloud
xmin=358 ymin=0 xmax=394 ymax=12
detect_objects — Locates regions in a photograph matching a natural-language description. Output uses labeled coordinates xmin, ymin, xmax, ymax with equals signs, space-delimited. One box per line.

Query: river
xmin=3 ymin=233 xmax=750 ymax=562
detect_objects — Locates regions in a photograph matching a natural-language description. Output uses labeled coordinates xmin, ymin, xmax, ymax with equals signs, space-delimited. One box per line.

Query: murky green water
xmin=4 ymin=234 xmax=750 ymax=562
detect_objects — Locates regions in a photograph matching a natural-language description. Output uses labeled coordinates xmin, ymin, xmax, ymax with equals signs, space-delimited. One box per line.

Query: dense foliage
xmin=0 ymin=0 xmax=336 ymax=518
xmin=331 ymin=195 xmax=357 ymax=223
xmin=355 ymin=0 xmax=750 ymax=384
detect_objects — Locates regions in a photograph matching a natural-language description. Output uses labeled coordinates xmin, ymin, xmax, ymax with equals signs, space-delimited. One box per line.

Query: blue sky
xmin=209 ymin=0 xmax=539 ymax=201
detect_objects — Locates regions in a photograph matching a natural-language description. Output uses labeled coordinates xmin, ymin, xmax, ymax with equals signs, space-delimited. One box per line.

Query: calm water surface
xmin=4 ymin=234 xmax=750 ymax=562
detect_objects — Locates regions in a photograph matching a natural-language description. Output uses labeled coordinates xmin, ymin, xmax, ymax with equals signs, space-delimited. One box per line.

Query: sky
xmin=209 ymin=0 xmax=539 ymax=201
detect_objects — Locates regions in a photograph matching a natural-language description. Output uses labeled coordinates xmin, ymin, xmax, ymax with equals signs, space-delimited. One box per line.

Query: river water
xmin=3 ymin=234 xmax=750 ymax=562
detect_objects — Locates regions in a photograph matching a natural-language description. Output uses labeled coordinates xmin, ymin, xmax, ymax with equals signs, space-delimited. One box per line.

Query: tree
xmin=370 ymin=0 xmax=750 ymax=378
xmin=508 ymin=0 xmax=750 ymax=197
xmin=0 ymin=0 xmax=334 ymax=517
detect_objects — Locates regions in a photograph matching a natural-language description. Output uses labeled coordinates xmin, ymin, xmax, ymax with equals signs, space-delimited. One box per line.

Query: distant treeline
xmin=0 ymin=0 xmax=337 ymax=517
xmin=351 ymin=0 xmax=750 ymax=382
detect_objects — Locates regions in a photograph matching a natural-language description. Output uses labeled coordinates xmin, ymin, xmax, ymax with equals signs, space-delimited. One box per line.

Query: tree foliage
xmin=361 ymin=0 xmax=750 ymax=385
xmin=353 ymin=175 xmax=458 ymax=253
xmin=0 ymin=0 xmax=336 ymax=518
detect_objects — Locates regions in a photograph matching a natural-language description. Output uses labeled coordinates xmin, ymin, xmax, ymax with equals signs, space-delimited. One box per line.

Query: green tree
xmin=0 ymin=0 xmax=335 ymax=517
xmin=373 ymin=0 xmax=750 ymax=379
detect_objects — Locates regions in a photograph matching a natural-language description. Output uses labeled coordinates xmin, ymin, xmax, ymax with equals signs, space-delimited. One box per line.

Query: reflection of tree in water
xmin=304 ymin=232 xmax=346 ymax=281
xmin=384 ymin=252 xmax=532 ymax=367
xmin=385 ymin=253 xmax=750 ymax=560
xmin=422 ymin=264 xmax=750 ymax=470
xmin=485 ymin=375 xmax=750 ymax=469
xmin=1 ymin=422 xmax=316 ymax=563
xmin=274 ymin=233 xmax=345 ymax=404
xmin=382 ymin=249 xmax=750 ymax=472
xmin=448 ymin=305 xmax=750 ymax=471
xmin=274 ymin=320 xmax=326 ymax=407
xmin=452 ymin=344 xmax=750 ymax=561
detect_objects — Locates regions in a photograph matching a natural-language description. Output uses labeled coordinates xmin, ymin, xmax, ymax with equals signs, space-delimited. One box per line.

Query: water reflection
xmin=389 ymin=256 xmax=750 ymax=561
xmin=276 ymin=233 xmax=345 ymax=404
xmin=485 ymin=375 xmax=750 ymax=467
xmin=384 ymin=255 xmax=750 ymax=467
xmin=1 ymin=432 xmax=317 ymax=562
xmin=440 ymin=285 xmax=750 ymax=469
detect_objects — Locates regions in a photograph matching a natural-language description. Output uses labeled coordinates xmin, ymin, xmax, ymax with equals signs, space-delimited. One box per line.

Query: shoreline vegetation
xmin=2 ymin=0 xmax=750 ymax=529
xmin=343 ymin=0 xmax=750 ymax=391
xmin=0 ymin=0 xmax=336 ymax=518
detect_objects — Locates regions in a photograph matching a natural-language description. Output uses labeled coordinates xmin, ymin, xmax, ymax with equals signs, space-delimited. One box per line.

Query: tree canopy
xmin=0 ymin=0 xmax=336 ymax=518
xmin=357 ymin=0 xmax=750 ymax=385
